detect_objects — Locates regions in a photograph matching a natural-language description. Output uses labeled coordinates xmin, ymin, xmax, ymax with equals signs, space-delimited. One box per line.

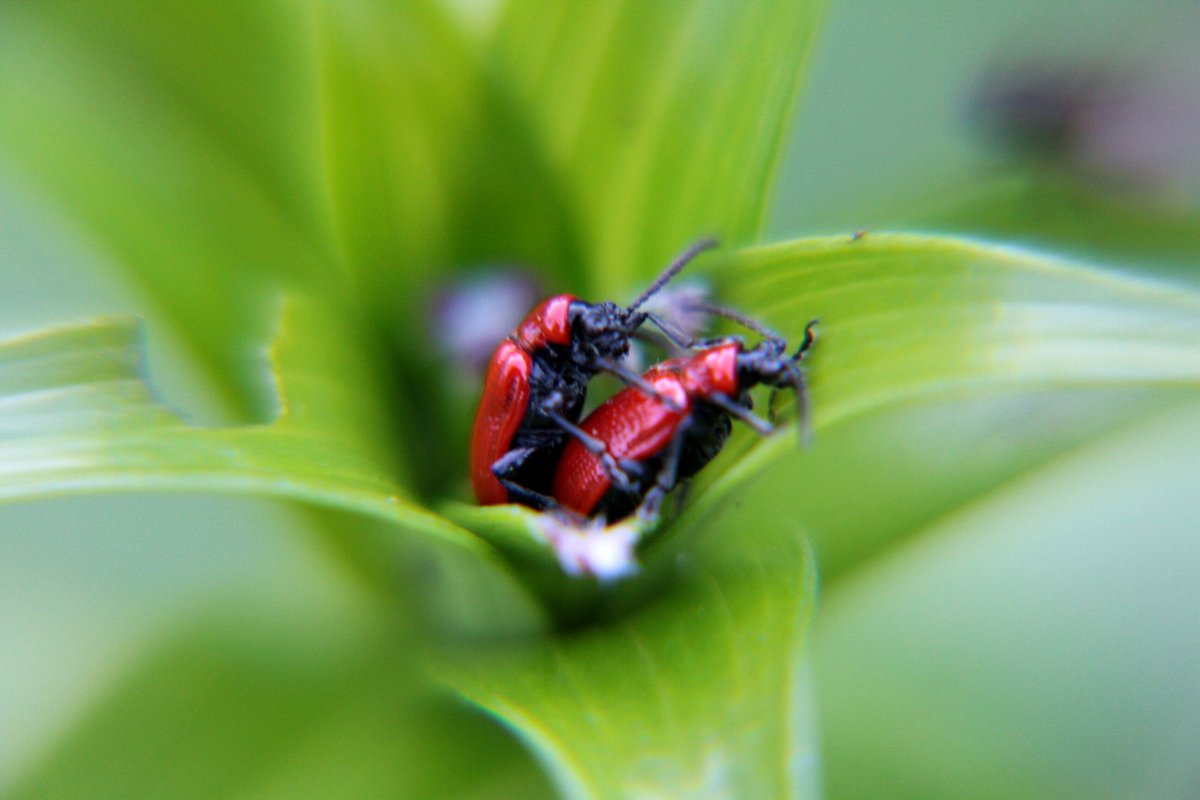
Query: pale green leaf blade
xmin=489 ymin=0 xmax=827 ymax=293
xmin=731 ymin=234 xmax=1200 ymax=422
xmin=0 ymin=1 xmax=336 ymax=409
xmin=672 ymin=233 xmax=1200 ymax=541
xmin=0 ymin=304 xmax=493 ymax=565
xmin=732 ymin=387 xmax=1184 ymax=586
xmin=438 ymin=529 xmax=820 ymax=800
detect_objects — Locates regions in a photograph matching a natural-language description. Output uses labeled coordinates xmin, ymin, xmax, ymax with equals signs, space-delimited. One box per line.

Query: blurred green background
xmin=1 ymin=0 xmax=1197 ymax=796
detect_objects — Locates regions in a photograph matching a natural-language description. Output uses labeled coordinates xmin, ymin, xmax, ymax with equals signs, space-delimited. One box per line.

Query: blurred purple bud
xmin=427 ymin=268 xmax=543 ymax=372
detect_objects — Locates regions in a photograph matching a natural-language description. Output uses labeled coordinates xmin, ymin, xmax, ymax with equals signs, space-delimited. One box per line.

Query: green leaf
xmin=731 ymin=387 xmax=1185 ymax=586
xmin=318 ymin=0 xmax=583 ymax=311
xmin=812 ymin=399 xmax=1200 ymax=799
xmin=732 ymin=234 xmax=1200 ymax=421
xmin=0 ymin=1 xmax=336 ymax=411
xmin=316 ymin=0 xmax=590 ymax=496
xmin=6 ymin=590 xmax=556 ymax=799
xmin=0 ymin=300 xmax=516 ymax=579
xmin=488 ymin=0 xmax=827 ymax=294
xmin=669 ymin=233 xmax=1200 ymax=544
xmin=438 ymin=528 xmax=820 ymax=800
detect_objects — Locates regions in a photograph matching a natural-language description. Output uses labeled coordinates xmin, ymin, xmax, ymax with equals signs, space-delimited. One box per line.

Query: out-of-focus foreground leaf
xmin=6 ymin=584 xmax=555 ymax=799
xmin=814 ymin=399 xmax=1200 ymax=799
xmin=0 ymin=0 xmax=336 ymax=411
xmin=488 ymin=0 xmax=827 ymax=294
xmin=439 ymin=528 xmax=820 ymax=800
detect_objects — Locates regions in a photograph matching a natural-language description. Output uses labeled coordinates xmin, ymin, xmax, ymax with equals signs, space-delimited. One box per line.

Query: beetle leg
xmin=544 ymin=408 xmax=637 ymax=493
xmin=546 ymin=505 xmax=590 ymax=527
xmin=498 ymin=478 xmax=560 ymax=511
xmin=598 ymin=358 xmax=683 ymax=412
xmin=643 ymin=312 xmax=699 ymax=350
xmin=670 ymin=479 xmax=693 ymax=517
xmin=783 ymin=358 xmax=813 ymax=447
xmin=638 ymin=419 xmax=689 ymax=521
xmin=644 ymin=313 xmax=742 ymax=353
xmin=705 ymin=392 xmax=775 ymax=436
xmin=492 ymin=447 xmax=560 ymax=510
xmin=541 ymin=394 xmax=636 ymax=488
xmin=492 ymin=446 xmax=527 ymax=474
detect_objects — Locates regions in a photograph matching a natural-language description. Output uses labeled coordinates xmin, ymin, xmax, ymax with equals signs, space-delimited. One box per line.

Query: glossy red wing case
xmin=515 ymin=294 xmax=575 ymax=350
xmin=553 ymin=371 xmax=690 ymax=515
xmin=470 ymin=340 xmax=534 ymax=504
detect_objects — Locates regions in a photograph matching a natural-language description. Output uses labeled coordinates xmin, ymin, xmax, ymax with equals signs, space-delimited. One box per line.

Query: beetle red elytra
xmin=469 ymin=239 xmax=719 ymax=507
xmin=551 ymin=319 xmax=817 ymax=521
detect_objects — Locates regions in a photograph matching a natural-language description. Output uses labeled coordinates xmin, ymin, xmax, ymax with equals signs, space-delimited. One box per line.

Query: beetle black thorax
xmin=567 ymin=300 xmax=639 ymax=367
xmin=523 ymin=345 xmax=588 ymax=427
xmin=735 ymin=339 xmax=791 ymax=389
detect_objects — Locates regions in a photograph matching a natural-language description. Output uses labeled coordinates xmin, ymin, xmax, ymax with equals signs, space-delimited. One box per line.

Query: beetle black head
xmin=735 ymin=319 xmax=818 ymax=442
xmin=735 ymin=337 xmax=790 ymax=388
xmin=568 ymin=300 xmax=639 ymax=365
xmin=565 ymin=238 xmax=719 ymax=369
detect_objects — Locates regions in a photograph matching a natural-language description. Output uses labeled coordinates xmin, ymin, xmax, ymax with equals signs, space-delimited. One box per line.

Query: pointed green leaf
xmin=0 ymin=1 xmax=335 ymax=409
xmin=669 ymin=233 xmax=1200 ymax=542
xmin=0 ymin=301 xmax=506 ymax=572
xmin=438 ymin=529 xmax=820 ymax=800
xmin=489 ymin=0 xmax=827 ymax=293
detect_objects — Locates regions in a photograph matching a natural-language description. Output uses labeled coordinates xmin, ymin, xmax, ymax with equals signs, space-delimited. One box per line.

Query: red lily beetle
xmin=551 ymin=319 xmax=817 ymax=521
xmin=470 ymin=239 xmax=718 ymax=507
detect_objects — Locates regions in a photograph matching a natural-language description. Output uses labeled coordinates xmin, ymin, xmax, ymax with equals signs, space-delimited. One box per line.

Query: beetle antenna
xmin=626 ymin=237 xmax=719 ymax=312
xmin=782 ymin=319 xmax=817 ymax=445
xmin=793 ymin=318 xmax=819 ymax=360
xmin=785 ymin=362 xmax=811 ymax=446
xmin=686 ymin=301 xmax=785 ymax=346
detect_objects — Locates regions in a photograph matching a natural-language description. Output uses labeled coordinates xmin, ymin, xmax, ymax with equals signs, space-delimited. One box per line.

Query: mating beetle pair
xmin=469 ymin=239 xmax=816 ymax=522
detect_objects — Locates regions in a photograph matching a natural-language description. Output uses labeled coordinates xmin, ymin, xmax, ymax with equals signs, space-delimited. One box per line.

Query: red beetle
xmin=470 ymin=239 xmax=718 ymax=507
xmin=551 ymin=320 xmax=817 ymax=521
